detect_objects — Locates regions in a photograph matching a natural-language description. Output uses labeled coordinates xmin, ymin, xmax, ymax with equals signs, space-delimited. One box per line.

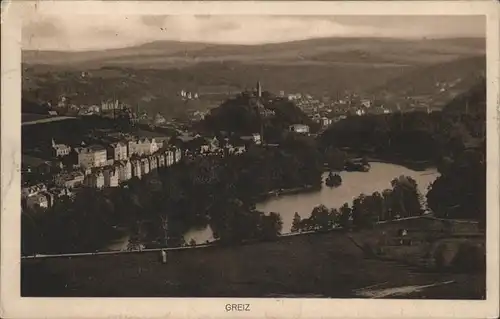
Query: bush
xmin=453 ymin=242 xmax=485 ymax=273
xmin=432 ymin=240 xmax=485 ymax=273
xmin=433 ymin=241 xmax=461 ymax=270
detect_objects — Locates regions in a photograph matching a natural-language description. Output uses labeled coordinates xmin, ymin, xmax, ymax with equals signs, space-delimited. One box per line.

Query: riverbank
xmin=363 ymin=157 xmax=434 ymax=172
xmin=97 ymin=162 xmax=441 ymax=253
xmin=21 ymin=216 xmax=485 ymax=298
xmin=333 ymin=148 xmax=435 ymax=172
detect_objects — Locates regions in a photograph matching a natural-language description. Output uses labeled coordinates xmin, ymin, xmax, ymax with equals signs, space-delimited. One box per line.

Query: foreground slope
xmin=22 ymin=218 xmax=485 ymax=298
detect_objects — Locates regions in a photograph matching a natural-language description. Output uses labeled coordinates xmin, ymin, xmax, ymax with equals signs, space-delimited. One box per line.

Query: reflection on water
xmin=108 ymin=162 xmax=440 ymax=250
xmin=187 ymin=162 xmax=440 ymax=243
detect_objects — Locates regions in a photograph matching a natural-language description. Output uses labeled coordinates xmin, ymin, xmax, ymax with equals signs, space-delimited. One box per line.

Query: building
xmin=86 ymin=170 xmax=105 ymax=188
xmin=355 ymin=109 xmax=366 ymax=116
xmin=361 ymin=99 xmax=372 ymax=108
xmin=48 ymin=187 xmax=74 ymax=201
xmin=21 ymin=183 xmax=48 ymax=199
xmin=54 ymin=171 xmax=85 ymax=188
xmin=289 ymin=124 xmax=310 ymax=134
xmin=252 ymin=133 xmax=262 ymax=145
xmin=319 ymin=117 xmax=333 ymax=127
xmin=103 ymin=167 xmax=120 ymax=187
xmin=200 ymin=139 xmax=213 ymax=155
xmin=108 ymin=142 xmax=128 ymax=161
xmin=101 ymin=99 xmax=121 ymax=111
xmin=127 ymin=138 xmax=159 ymax=157
xmin=174 ymin=146 xmax=182 ymax=163
xmin=228 ymin=145 xmax=246 ymax=155
xmin=154 ymin=113 xmax=167 ymax=126
xmin=165 ymin=148 xmax=176 ymax=166
xmin=88 ymin=105 xmax=100 ymax=113
xmin=115 ymin=160 xmax=132 ymax=183
xmin=51 ymin=139 xmax=71 ymax=158
xmin=81 ymin=166 xmax=93 ymax=177
xmin=156 ymin=153 xmax=166 ymax=168
xmin=165 ymin=147 xmax=182 ymax=166
xmin=131 ymin=159 xmax=142 ymax=179
xmin=25 ymin=193 xmax=49 ymax=210
xmin=140 ymin=158 xmax=150 ymax=175
xmin=149 ymin=155 xmax=158 ymax=171
xmin=240 ymin=133 xmax=262 ymax=145
xmin=76 ymin=145 xmax=107 ymax=169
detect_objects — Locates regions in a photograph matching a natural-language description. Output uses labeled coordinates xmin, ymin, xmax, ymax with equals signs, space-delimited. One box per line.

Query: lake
xmin=108 ymin=162 xmax=440 ymax=250
xmin=183 ymin=162 xmax=440 ymax=244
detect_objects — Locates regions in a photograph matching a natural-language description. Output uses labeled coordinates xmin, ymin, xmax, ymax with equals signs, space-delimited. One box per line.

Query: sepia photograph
xmin=1 ymin=1 xmax=499 ymax=318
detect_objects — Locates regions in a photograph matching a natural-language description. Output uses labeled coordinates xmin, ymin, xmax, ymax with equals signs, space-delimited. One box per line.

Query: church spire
xmin=257 ymin=81 xmax=262 ymax=98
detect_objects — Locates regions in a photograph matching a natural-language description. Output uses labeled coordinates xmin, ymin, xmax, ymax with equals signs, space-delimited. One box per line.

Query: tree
xmin=310 ymin=204 xmax=333 ymax=231
xmin=260 ymin=212 xmax=283 ymax=241
xmin=370 ymin=191 xmax=385 ymax=221
xmin=427 ymin=149 xmax=485 ymax=221
xmin=381 ymin=189 xmax=394 ymax=220
xmin=390 ymin=175 xmax=423 ymax=218
xmin=329 ymin=208 xmax=340 ymax=227
xmin=338 ymin=203 xmax=352 ymax=229
xmin=291 ymin=212 xmax=302 ymax=233
xmin=324 ymin=147 xmax=347 ymax=171
xmin=352 ymin=194 xmax=376 ymax=229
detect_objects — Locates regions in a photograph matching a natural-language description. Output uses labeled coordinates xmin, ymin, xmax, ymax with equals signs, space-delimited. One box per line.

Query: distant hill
xmin=23 ymin=37 xmax=485 ymax=68
xmin=22 ymin=37 xmax=486 ymax=118
xmin=367 ymin=56 xmax=485 ymax=102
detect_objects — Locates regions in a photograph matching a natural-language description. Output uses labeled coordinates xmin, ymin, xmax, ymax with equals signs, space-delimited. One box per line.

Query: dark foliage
xmin=202 ymin=91 xmax=318 ymax=142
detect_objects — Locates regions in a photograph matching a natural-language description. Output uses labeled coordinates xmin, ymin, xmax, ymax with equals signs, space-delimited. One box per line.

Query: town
xmin=20 ymin=73 xmax=480 ymax=217
xmin=22 ymin=82 xmax=315 ymax=212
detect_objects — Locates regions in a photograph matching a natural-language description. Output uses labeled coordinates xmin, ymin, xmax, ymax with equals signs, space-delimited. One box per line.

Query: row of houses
xmin=22 ymin=147 xmax=182 ymax=210
xmin=21 ymin=183 xmax=72 ymax=210
xmin=49 ymin=135 xmax=170 ymax=169
xmin=55 ymin=147 xmax=182 ymax=189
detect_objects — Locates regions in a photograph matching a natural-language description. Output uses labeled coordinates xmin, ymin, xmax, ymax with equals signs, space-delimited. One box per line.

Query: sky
xmin=22 ymin=13 xmax=485 ymax=51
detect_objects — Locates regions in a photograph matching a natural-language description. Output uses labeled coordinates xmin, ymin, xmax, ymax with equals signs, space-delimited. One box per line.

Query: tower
xmin=257 ymin=81 xmax=262 ymax=98
xmin=254 ymin=81 xmax=265 ymax=145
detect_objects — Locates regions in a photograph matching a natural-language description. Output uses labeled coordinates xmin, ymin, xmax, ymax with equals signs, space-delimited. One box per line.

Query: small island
xmin=325 ymin=171 xmax=342 ymax=188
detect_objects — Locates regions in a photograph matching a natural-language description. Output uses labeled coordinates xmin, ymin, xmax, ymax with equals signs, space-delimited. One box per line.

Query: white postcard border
xmin=1 ymin=1 xmax=498 ymax=318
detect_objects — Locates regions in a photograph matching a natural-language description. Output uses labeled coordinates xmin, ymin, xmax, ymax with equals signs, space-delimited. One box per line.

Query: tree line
xmin=291 ymin=175 xmax=423 ymax=233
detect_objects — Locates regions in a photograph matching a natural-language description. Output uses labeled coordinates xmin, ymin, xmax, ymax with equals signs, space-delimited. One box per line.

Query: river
xmin=108 ymin=162 xmax=440 ymax=250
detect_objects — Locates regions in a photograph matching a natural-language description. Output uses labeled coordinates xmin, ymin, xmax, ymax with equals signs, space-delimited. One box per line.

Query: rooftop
xmin=86 ymin=145 xmax=107 ymax=152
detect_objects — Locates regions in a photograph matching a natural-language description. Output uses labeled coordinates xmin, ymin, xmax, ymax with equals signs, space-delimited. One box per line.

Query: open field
xmin=21 ymin=217 xmax=485 ymax=298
